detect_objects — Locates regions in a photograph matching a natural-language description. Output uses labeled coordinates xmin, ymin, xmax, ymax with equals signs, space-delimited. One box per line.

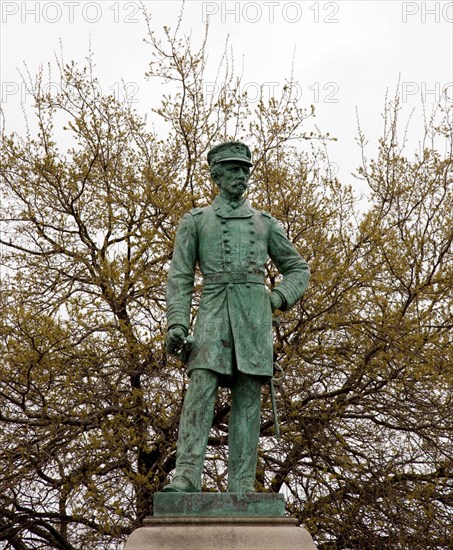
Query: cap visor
xmin=215 ymin=157 xmax=253 ymax=166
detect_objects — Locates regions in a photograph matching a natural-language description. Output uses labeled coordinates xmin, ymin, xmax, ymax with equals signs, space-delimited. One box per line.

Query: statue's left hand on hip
xmin=269 ymin=291 xmax=283 ymax=312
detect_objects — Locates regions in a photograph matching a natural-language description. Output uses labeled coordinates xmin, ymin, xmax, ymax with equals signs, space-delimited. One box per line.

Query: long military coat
xmin=166 ymin=195 xmax=310 ymax=381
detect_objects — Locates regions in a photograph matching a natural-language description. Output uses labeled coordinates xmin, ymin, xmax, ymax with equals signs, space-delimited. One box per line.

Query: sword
xmin=269 ymin=375 xmax=281 ymax=440
xmin=270 ymin=314 xmax=284 ymax=440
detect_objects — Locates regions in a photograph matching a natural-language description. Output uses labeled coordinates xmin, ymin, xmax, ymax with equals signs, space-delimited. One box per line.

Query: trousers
xmin=173 ymin=368 xmax=262 ymax=492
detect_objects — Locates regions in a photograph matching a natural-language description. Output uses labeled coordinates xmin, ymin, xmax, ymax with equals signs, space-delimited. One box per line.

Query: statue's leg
xmin=170 ymin=368 xmax=219 ymax=492
xmin=227 ymin=371 xmax=262 ymax=493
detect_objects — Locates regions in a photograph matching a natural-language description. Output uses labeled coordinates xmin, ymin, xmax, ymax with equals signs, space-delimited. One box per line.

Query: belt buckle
xmin=231 ymin=272 xmax=247 ymax=283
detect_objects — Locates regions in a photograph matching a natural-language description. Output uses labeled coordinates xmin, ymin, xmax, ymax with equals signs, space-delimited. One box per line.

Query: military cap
xmin=207 ymin=141 xmax=253 ymax=167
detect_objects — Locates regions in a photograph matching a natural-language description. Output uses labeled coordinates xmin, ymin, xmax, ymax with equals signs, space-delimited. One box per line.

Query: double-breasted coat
xmin=166 ymin=195 xmax=310 ymax=382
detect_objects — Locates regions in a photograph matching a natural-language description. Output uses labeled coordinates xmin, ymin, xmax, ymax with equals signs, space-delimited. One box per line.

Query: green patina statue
xmin=164 ymin=141 xmax=310 ymax=494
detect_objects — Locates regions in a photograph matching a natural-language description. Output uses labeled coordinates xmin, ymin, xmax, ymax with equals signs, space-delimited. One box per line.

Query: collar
xmin=212 ymin=195 xmax=254 ymax=218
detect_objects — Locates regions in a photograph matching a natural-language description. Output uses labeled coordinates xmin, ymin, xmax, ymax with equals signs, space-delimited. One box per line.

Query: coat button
xmin=250 ymin=239 xmax=255 ymax=244
xmin=246 ymin=283 xmax=251 ymax=288
xmin=229 ymin=284 xmax=234 ymax=289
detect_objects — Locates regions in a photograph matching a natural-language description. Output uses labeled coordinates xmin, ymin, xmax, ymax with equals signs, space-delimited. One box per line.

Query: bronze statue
xmin=164 ymin=141 xmax=310 ymax=493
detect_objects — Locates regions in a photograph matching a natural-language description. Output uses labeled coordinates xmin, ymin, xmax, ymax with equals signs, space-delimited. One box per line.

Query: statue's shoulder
xmin=189 ymin=205 xmax=210 ymax=217
xmin=248 ymin=204 xmax=272 ymax=220
xmin=189 ymin=207 xmax=203 ymax=216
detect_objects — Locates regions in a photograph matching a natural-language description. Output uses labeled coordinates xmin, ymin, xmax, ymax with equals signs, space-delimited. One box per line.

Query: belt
xmin=203 ymin=272 xmax=264 ymax=285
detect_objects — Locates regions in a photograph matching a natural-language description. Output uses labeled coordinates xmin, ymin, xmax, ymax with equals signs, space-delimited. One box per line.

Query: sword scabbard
xmin=269 ymin=376 xmax=281 ymax=440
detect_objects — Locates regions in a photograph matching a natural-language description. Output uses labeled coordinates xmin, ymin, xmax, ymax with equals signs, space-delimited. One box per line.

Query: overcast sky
xmin=1 ymin=0 xmax=452 ymax=196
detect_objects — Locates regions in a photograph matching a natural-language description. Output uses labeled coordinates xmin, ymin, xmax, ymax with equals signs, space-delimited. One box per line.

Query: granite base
xmin=124 ymin=516 xmax=318 ymax=550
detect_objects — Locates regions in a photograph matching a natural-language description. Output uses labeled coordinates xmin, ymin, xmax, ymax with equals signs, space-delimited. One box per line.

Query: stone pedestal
xmin=124 ymin=493 xmax=317 ymax=550
xmin=124 ymin=516 xmax=317 ymax=550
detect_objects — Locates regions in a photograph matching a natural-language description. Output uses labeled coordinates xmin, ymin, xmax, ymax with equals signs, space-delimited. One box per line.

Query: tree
xmin=1 ymin=15 xmax=451 ymax=550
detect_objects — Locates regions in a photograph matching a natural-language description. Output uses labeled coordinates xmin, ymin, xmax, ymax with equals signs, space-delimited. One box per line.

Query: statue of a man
xmin=164 ymin=141 xmax=310 ymax=493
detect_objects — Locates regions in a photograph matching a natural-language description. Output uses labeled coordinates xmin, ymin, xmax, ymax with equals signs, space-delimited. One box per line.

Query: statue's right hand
xmin=165 ymin=326 xmax=187 ymax=355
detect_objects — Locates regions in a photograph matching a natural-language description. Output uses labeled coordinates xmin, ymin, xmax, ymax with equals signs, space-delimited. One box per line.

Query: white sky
xmin=1 ymin=0 xmax=452 ymax=196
